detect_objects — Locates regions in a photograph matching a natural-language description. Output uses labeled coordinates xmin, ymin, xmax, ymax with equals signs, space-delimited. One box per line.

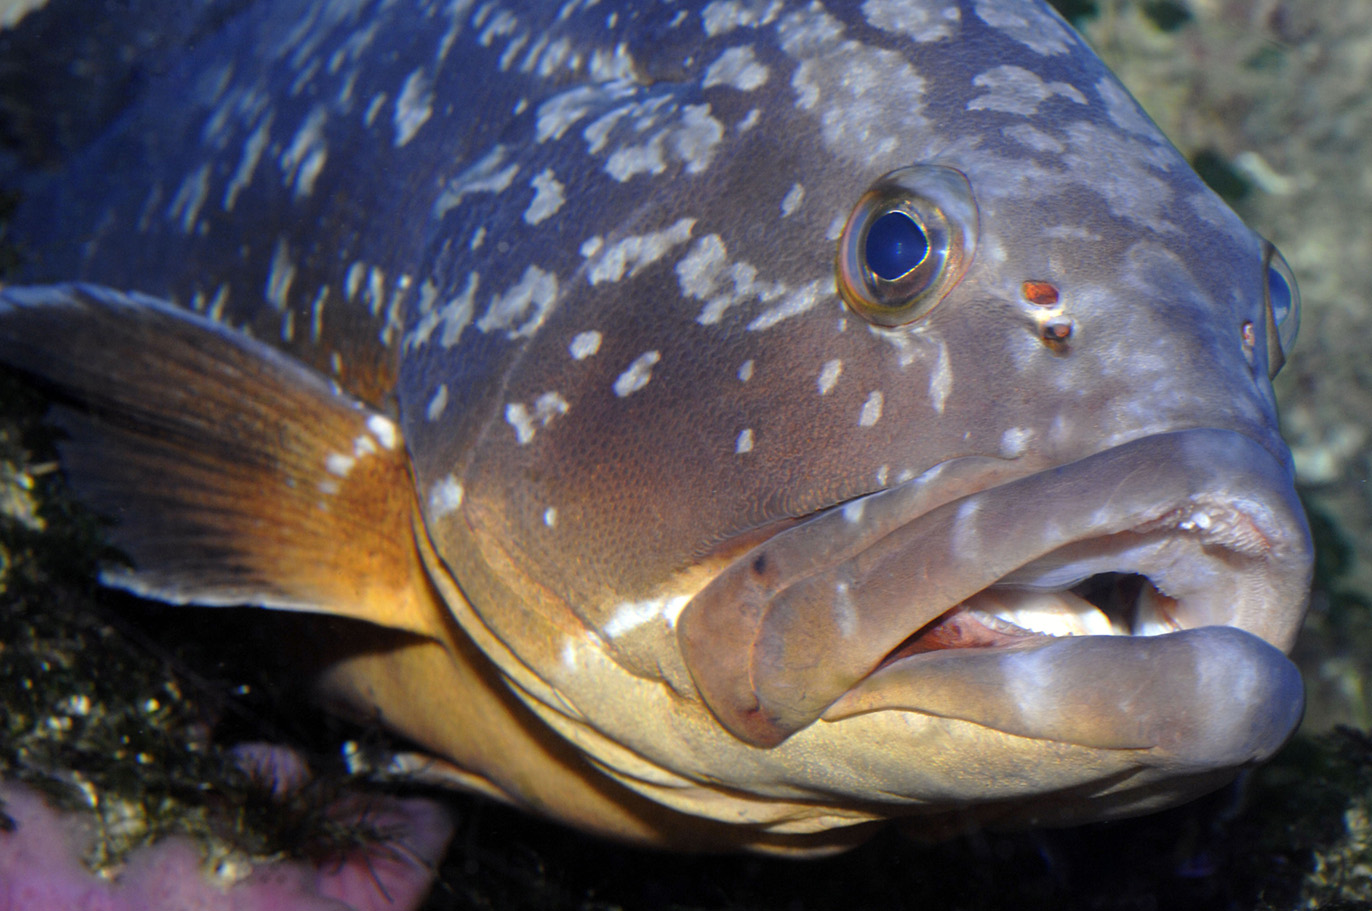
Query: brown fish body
xmin=0 ymin=0 xmax=1310 ymax=851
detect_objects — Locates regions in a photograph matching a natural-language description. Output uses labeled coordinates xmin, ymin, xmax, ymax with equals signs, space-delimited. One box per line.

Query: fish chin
xmin=678 ymin=427 xmax=1312 ymax=777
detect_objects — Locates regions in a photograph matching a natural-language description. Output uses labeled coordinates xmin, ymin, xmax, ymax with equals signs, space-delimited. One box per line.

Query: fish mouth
xmin=677 ymin=428 xmax=1312 ymax=765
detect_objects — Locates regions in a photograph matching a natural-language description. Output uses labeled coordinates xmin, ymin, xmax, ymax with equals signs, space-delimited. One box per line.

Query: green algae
xmin=0 ymin=374 xmax=410 ymax=879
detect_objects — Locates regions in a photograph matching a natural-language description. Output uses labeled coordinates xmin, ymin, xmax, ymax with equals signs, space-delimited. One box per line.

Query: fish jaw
xmin=825 ymin=627 xmax=1300 ymax=771
xmin=678 ymin=427 xmax=1311 ymax=772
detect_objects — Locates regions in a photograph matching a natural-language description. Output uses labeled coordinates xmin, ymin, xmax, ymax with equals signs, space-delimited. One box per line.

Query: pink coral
xmin=0 ymin=776 xmax=453 ymax=911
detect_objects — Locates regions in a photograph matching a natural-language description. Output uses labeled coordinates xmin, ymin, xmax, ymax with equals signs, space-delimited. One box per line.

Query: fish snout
xmin=678 ymin=428 xmax=1311 ymax=771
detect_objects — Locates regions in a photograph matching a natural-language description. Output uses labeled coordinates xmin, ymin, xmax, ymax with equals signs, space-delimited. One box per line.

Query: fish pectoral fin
xmin=0 ymin=282 xmax=438 ymax=637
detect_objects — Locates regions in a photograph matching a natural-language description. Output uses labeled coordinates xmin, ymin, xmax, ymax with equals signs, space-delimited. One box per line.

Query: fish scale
xmin=0 ymin=0 xmax=1311 ymax=853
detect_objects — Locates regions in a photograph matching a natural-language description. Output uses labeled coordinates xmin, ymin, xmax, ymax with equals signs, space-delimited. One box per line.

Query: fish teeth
xmin=964 ymin=588 xmax=1120 ymax=638
xmin=1132 ymin=582 xmax=1184 ymax=637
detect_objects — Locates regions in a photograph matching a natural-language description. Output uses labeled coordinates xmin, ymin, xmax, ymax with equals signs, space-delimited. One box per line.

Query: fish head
xmin=400 ymin=0 xmax=1311 ymax=840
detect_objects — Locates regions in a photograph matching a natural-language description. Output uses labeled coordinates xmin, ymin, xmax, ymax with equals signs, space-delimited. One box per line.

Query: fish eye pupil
xmin=1267 ymin=263 xmax=1292 ymax=325
xmin=865 ymin=211 xmax=929 ymax=282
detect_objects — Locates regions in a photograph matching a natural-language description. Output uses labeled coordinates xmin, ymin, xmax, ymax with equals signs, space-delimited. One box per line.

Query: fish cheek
xmin=302 ymin=554 xmax=766 ymax=849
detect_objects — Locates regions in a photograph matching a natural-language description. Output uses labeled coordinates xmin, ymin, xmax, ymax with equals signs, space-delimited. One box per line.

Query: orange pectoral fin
xmin=0 ymin=283 xmax=437 ymax=638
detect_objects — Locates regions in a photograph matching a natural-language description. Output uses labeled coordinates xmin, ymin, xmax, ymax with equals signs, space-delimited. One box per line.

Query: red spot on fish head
xmin=1021 ymin=280 xmax=1060 ymax=307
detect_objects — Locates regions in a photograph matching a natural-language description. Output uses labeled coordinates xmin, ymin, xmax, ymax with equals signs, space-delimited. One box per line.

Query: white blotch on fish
xmin=280 ymin=105 xmax=328 ymax=198
xmin=677 ymin=234 xmax=787 ymax=326
xmin=1000 ymin=426 xmax=1032 ymax=458
xmin=585 ymin=220 xmax=696 ymax=285
xmin=524 ymin=168 xmax=567 ymax=225
xmin=974 ymin=0 xmax=1077 ymax=56
xmin=701 ymin=0 xmax=781 ymax=37
xmin=223 ymin=114 xmax=272 ymax=212
xmin=478 ymin=266 xmax=558 ymax=338
xmin=394 ymin=68 xmax=434 ymax=147
xmin=747 ymin=279 xmax=825 ymax=331
xmin=569 ymin=330 xmax=602 ymax=360
xmin=326 ymin=452 xmax=355 ymax=478
xmin=363 ymin=91 xmax=386 ymax=127
xmin=614 ymin=350 xmax=661 ymax=398
xmin=603 ymin=595 xmax=691 ymax=639
xmin=426 ymin=384 xmax=449 ymax=421
xmin=266 ymin=239 xmax=297 ymax=311
xmin=428 ymin=475 xmax=464 ymax=518
xmin=505 ymin=392 xmax=570 ymax=445
xmin=702 ymin=45 xmax=770 ymax=91
xmin=966 ymin=65 xmax=1086 ymax=116
xmin=818 ymin=358 xmax=842 ymax=395
xmin=604 ymin=105 xmax=724 ymax=182
xmin=929 ymin=338 xmax=952 ymax=414
xmin=434 ymin=145 xmax=521 ymax=218
xmin=168 ymin=163 xmax=211 ymax=234
xmin=1096 ymin=74 xmax=1157 ymax=136
xmin=950 ymin=497 xmax=982 ymax=559
xmin=779 ymin=6 xmax=928 ymax=167
xmin=861 ymin=0 xmax=962 ymax=43
xmin=406 ymin=273 xmax=479 ymax=351
xmin=367 ymin=414 xmax=399 ymax=450
xmin=834 ymin=581 xmax=857 ymax=638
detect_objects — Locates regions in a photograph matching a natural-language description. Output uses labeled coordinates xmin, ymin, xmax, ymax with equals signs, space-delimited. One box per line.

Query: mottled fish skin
xmin=0 ymin=0 xmax=1311 ymax=850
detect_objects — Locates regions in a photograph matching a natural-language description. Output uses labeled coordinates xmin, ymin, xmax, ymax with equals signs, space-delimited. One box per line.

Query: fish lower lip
xmin=677 ymin=429 xmax=1312 ymax=748
xmin=821 ymin=626 xmax=1305 ymax=767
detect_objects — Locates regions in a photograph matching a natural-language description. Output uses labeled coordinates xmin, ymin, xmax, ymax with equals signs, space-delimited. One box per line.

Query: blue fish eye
xmin=864 ymin=211 xmax=929 ymax=281
xmin=835 ymin=165 xmax=978 ymax=327
xmin=1262 ymin=244 xmax=1300 ymax=377
xmin=1267 ymin=263 xmax=1292 ymax=327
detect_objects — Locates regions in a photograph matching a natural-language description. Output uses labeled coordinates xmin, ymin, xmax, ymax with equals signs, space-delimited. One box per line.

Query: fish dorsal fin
xmin=0 ymin=283 xmax=437 ymax=637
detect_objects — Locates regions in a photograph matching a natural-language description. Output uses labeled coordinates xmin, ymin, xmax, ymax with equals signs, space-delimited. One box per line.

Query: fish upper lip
xmin=677 ymin=428 xmax=1313 ymax=749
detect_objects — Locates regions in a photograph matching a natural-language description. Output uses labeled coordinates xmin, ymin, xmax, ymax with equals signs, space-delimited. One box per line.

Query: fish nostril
xmin=1021 ymin=280 xmax=1059 ymax=307
xmin=1040 ymin=317 xmax=1073 ymax=348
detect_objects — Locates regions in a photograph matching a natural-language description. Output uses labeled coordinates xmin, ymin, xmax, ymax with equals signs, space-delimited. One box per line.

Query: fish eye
xmin=837 ymin=165 xmax=978 ymax=327
xmin=865 ymin=211 xmax=929 ymax=280
xmin=1261 ymin=242 xmax=1300 ymax=378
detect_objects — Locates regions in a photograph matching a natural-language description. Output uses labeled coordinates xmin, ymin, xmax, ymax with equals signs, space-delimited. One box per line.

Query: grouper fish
xmin=0 ymin=0 xmax=1311 ymax=853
